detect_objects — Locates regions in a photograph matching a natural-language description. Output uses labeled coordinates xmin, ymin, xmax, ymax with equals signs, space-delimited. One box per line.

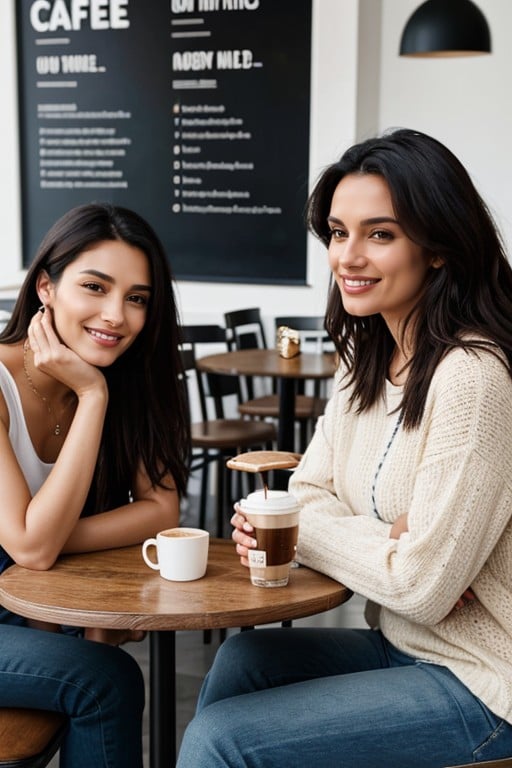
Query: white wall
xmin=379 ymin=0 xmax=512 ymax=254
xmin=1 ymin=0 xmax=510 ymax=327
xmin=0 ymin=1 xmax=23 ymax=294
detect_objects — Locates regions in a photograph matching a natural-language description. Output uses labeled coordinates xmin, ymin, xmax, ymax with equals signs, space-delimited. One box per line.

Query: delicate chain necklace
xmin=23 ymin=340 xmax=65 ymax=436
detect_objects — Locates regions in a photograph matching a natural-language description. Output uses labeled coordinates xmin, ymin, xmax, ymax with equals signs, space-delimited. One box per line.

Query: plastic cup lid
xmin=239 ymin=489 xmax=299 ymax=513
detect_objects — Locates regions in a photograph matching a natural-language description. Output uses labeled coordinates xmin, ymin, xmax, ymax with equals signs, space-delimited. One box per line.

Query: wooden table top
xmin=0 ymin=539 xmax=351 ymax=632
xmin=197 ymin=349 xmax=336 ymax=380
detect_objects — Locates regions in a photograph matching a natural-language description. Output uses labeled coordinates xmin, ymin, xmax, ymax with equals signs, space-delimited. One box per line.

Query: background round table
xmin=197 ymin=349 xmax=336 ymax=451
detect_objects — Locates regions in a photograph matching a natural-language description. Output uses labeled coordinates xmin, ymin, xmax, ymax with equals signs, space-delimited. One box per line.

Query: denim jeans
xmin=0 ymin=622 xmax=144 ymax=768
xmin=177 ymin=627 xmax=512 ymax=768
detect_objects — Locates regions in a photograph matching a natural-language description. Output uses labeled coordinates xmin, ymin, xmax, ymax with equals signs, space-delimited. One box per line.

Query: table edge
xmin=0 ymin=540 xmax=352 ymax=631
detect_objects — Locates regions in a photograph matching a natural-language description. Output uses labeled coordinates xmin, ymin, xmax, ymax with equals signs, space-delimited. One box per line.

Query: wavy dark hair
xmin=1 ymin=203 xmax=190 ymax=512
xmin=307 ymin=128 xmax=512 ymax=428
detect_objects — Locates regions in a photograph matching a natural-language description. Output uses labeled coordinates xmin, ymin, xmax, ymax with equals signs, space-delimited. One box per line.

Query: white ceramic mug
xmin=142 ymin=527 xmax=209 ymax=581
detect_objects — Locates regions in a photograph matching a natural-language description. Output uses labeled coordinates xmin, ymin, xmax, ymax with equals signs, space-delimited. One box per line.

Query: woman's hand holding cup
xmin=231 ymin=504 xmax=257 ymax=568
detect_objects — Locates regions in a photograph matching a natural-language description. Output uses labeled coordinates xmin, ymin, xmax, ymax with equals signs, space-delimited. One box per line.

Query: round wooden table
xmin=0 ymin=539 xmax=351 ymax=767
xmin=197 ymin=349 xmax=336 ymax=451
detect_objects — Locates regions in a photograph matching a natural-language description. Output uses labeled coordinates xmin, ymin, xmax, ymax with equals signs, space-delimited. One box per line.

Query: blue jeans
xmin=177 ymin=627 xmax=512 ymax=768
xmin=0 ymin=623 xmax=144 ymax=767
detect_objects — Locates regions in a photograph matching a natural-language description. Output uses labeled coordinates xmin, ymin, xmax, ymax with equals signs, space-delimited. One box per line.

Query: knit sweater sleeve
xmin=289 ymin=367 xmax=354 ymax=520
xmin=292 ymin=347 xmax=512 ymax=626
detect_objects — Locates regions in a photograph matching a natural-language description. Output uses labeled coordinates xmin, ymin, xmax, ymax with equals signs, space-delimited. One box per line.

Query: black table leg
xmin=150 ymin=630 xmax=176 ymax=767
xmin=277 ymin=378 xmax=296 ymax=452
xmin=275 ymin=378 xmax=296 ymax=490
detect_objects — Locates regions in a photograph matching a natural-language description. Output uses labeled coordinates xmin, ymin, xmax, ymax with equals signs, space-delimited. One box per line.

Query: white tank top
xmin=0 ymin=361 xmax=54 ymax=495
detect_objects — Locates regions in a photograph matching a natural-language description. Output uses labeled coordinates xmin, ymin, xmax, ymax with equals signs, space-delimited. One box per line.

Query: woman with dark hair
xmin=177 ymin=130 xmax=512 ymax=767
xmin=0 ymin=202 xmax=189 ymax=767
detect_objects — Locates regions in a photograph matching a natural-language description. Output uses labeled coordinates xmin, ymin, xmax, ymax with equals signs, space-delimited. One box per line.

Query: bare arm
xmin=0 ymin=384 xmax=108 ymax=569
xmin=63 ymin=464 xmax=180 ymax=553
xmin=0 ymin=308 xmax=108 ymax=568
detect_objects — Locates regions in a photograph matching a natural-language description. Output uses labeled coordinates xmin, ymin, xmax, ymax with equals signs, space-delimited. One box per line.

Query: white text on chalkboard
xmin=172 ymin=50 xmax=253 ymax=71
xmin=30 ymin=0 xmax=130 ymax=32
xmin=172 ymin=0 xmax=260 ymax=11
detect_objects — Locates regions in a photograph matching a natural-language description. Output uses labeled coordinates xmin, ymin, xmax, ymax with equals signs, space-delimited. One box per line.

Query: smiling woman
xmin=181 ymin=129 xmax=512 ymax=768
xmin=0 ymin=202 xmax=190 ymax=768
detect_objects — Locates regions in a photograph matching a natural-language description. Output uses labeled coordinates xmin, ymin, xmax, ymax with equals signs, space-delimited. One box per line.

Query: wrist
xmin=76 ymin=381 xmax=108 ymax=405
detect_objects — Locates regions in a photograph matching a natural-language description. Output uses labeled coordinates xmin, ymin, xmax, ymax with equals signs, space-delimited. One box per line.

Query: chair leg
xmin=299 ymin=420 xmax=308 ymax=453
xmin=215 ymin=459 xmax=225 ymax=538
xmin=203 ymin=628 xmax=227 ymax=646
xmin=198 ymin=452 xmax=209 ymax=530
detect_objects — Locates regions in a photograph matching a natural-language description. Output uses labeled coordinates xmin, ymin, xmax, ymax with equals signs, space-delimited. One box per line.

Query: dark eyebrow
xmin=361 ymin=216 xmax=399 ymax=226
xmin=79 ymin=269 xmax=152 ymax=293
xmin=327 ymin=215 xmax=399 ymax=227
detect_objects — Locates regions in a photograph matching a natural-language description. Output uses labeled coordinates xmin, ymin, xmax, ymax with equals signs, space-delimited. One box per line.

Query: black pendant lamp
xmin=399 ymin=0 xmax=491 ymax=58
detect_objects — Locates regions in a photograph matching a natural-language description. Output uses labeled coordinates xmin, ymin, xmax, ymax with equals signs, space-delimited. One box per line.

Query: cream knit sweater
xmin=291 ymin=345 xmax=512 ymax=722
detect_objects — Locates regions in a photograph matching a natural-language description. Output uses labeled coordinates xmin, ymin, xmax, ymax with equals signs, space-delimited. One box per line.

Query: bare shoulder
xmin=0 ymin=341 xmax=24 ymax=370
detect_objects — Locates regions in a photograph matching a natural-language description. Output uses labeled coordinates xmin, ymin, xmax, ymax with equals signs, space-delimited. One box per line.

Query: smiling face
xmin=327 ymin=173 xmax=440 ymax=338
xmin=37 ymin=239 xmax=152 ymax=367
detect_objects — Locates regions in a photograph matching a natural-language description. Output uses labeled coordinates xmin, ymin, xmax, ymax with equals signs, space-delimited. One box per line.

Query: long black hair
xmin=2 ymin=203 xmax=190 ymax=511
xmin=307 ymin=128 xmax=512 ymax=428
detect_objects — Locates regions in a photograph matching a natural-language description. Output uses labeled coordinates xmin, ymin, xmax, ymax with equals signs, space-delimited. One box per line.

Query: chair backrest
xmin=179 ymin=347 xmax=207 ymax=423
xmin=224 ymin=308 xmax=268 ymax=351
xmin=180 ymin=324 xmax=229 ymax=349
xmin=223 ymin=309 xmax=271 ymax=400
xmin=179 ymin=325 xmax=240 ymax=419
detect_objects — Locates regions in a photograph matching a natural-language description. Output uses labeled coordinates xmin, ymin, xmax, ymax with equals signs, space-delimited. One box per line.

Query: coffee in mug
xmin=239 ymin=490 xmax=299 ymax=587
xmin=142 ymin=527 xmax=209 ymax=581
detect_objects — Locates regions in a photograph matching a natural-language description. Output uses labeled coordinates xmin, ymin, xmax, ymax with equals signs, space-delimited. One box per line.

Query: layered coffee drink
xmin=239 ymin=490 xmax=300 ymax=587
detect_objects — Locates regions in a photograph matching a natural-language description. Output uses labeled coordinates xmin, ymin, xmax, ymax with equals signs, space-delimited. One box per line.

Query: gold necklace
xmin=22 ymin=341 xmax=65 ymax=436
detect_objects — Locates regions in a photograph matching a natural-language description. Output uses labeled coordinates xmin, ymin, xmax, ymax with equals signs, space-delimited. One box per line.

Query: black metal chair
xmin=224 ymin=308 xmax=321 ymax=452
xmin=179 ymin=324 xmax=275 ymax=537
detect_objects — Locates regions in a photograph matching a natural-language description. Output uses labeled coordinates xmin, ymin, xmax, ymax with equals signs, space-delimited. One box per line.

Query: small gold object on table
xmin=276 ymin=326 xmax=301 ymax=358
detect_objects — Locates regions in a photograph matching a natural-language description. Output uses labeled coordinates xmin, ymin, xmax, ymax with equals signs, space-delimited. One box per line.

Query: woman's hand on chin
xmin=27 ymin=306 xmax=106 ymax=398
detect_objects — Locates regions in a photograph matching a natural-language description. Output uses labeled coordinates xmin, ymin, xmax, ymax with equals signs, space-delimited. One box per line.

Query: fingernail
xmin=242 ymin=522 xmax=253 ymax=532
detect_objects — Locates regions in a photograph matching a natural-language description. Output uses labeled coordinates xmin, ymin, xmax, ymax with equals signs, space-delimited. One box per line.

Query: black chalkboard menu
xmin=16 ymin=0 xmax=312 ymax=284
